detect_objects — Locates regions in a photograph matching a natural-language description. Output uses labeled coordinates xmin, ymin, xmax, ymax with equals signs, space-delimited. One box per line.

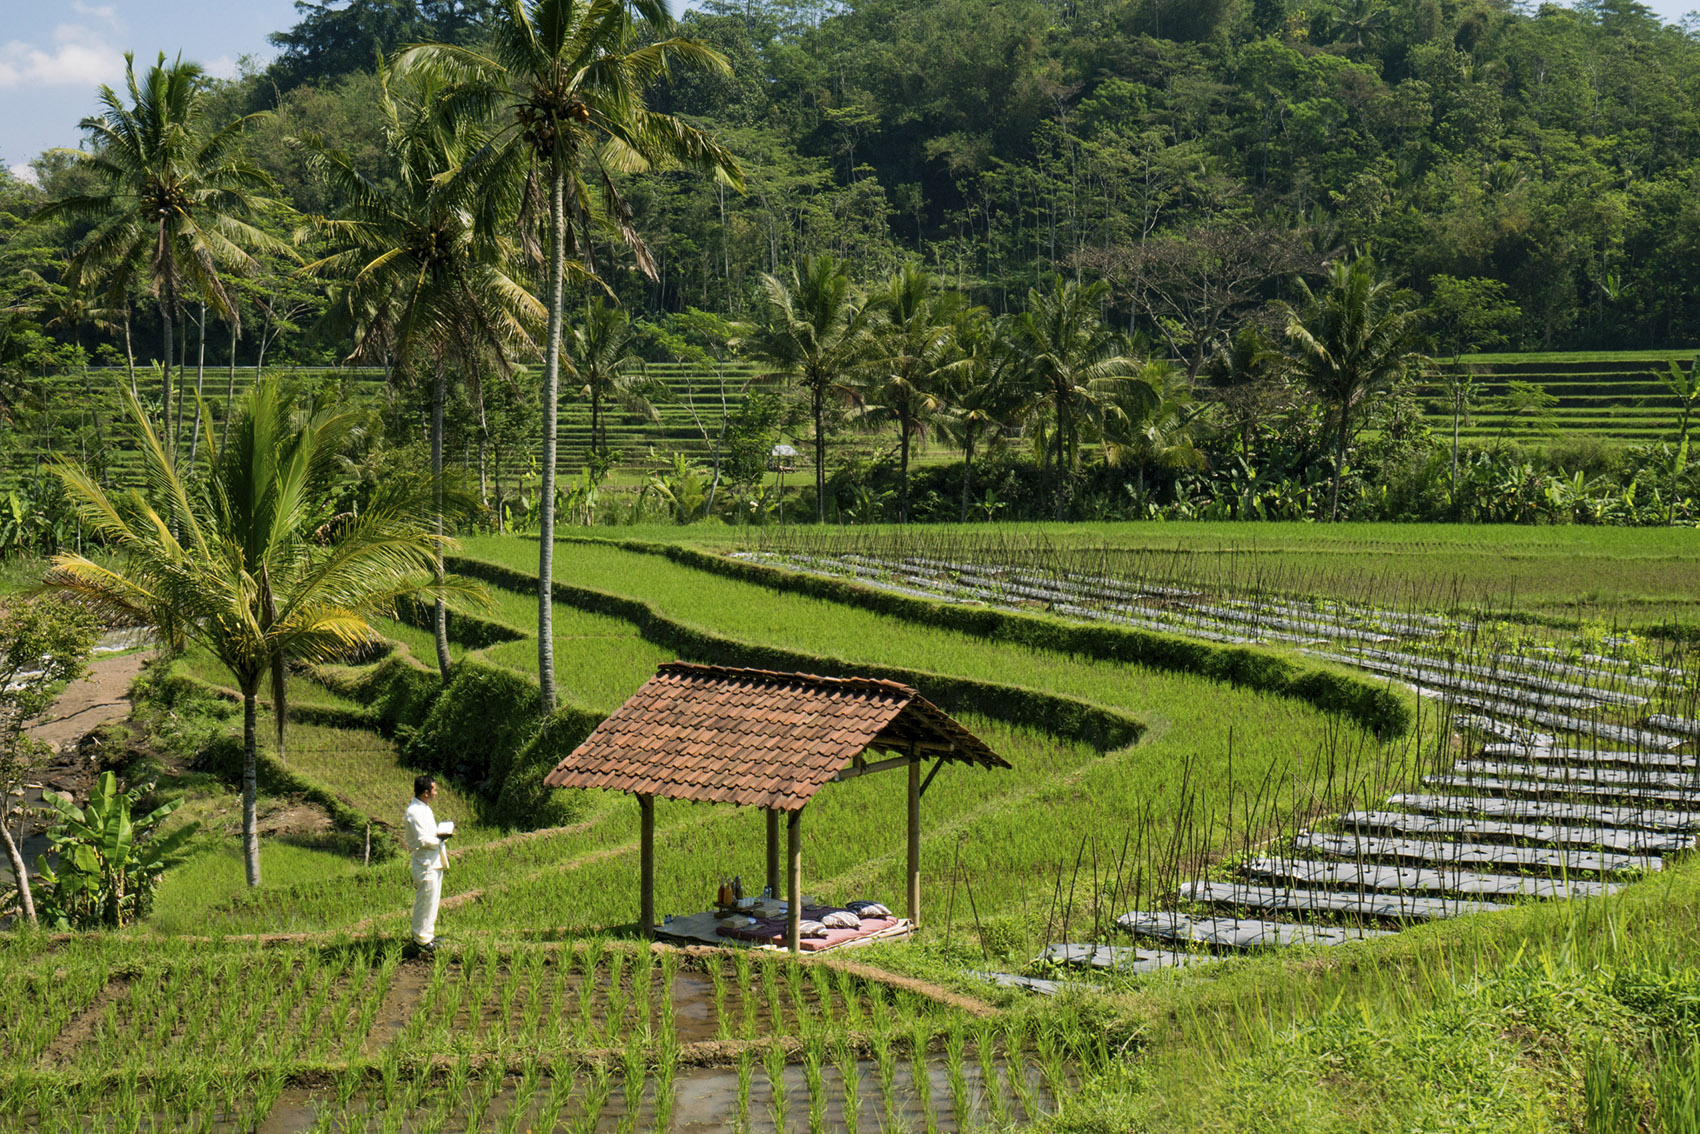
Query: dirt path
xmin=3 ymin=643 xmax=154 ymax=885
xmin=27 ymin=647 xmax=153 ymax=758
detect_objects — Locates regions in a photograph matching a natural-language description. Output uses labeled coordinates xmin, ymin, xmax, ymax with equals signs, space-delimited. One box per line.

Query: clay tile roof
xmin=543 ymin=662 xmax=1009 ymax=811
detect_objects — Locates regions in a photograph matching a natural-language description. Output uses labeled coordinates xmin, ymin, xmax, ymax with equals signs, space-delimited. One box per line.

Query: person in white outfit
xmin=403 ymin=774 xmax=450 ymax=952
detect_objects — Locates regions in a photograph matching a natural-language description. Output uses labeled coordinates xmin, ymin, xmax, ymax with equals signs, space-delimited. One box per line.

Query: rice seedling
xmin=710 ymin=957 xmax=731 ymax=1041
xmin=975 ymin=1019 xmax=1008 ymax=1127
xmin=497 ymin=1059 xmax=542 ymax=1134
xmin=785 ymin=961 xmax=809 ymax=1036
xmin=763 ymin=1040 xmax=790 ymax=1132
xmin=734 ymin=951 xmax=758 ymax=1040
xmin=603 ymin=951 xmax=629 ymax=1046
xmin=619 ymin=1038 xmax=646 ymax=1134
xmin=576 ymin=1063 xmax=612 ymax=1134
xmin=1002 ymin=1016 xmax=1039 ymax=1122
xmin=836 ymin=1040 xmax=863 ymax=1134
xmin=465 ymin=1068 xmax=504 ymax=1131
xmin=944 ymin=1015 xmax=970 ymax=1129
xmin=735 ymin=1049 xmax=754 ymax=1133
xmin=907 ymin=1017 xmax=937 ymax=1134
xmin=633 ymin=947 xmax=656 ymax=1043
xmin=760 ymin=958 xmax=784 ymax=1035
xmin=871 ymin=1025 xmax=898 ymax=1130
xmin=802 ymin=1033 xmax=827 ymax=1134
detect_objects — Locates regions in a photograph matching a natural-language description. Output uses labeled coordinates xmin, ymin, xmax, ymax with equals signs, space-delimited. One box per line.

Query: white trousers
xmin=411 ymin=868 xmax=443 ymax=946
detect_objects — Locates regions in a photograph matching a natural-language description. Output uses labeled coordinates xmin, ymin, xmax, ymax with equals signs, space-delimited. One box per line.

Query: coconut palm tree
xmin=34 ymin=52 xmax=290 ymax=450
xmin=299 ymin=69 xmax=540 ymax=680
xmin=1283 ymin=255 xmax=1423 ymax=521
xmin=936 ymin=306 xmax=1021 ymax=522
xmin=45 ymin=378 xmax=465 ymax=888
xmin=749 ymin=254 xmax=874 ymax=521
xmin=1101 ymin=359 xmax=1202 ymax=503
xmin=1006 ymin=277 xmax=1146 ymax=521
xmin=569 ymin=297 xmax=655 ymax=459
xmin=858 ymin=267 xmax=957 ymax=524
xmin=395 ymin=0 xmax=742 ymax=716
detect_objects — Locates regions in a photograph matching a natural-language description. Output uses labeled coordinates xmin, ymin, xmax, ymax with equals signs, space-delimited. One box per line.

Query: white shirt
xmin=404 ymin=797 xmax=448 ymax=880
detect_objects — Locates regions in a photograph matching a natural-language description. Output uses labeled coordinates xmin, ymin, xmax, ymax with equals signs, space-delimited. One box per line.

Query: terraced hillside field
xmin=3 ymin=361 xmax=769 ymax=493
xmin=18 ymin=525 xmax=1700 ymax=1131
xmin=1424 ymin=349 xmax=1698 ymax=446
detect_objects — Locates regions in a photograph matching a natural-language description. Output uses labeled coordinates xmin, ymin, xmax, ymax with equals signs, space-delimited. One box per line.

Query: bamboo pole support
xmin=765 ymin=808 xmax=781 ymax=896
xmin=907 ymin=753 xmax=921 ymax=927
xmin=787 ymin=807 xmax=803 ymax=954
xmin=639 ymin=793 xmax=655 ymax=938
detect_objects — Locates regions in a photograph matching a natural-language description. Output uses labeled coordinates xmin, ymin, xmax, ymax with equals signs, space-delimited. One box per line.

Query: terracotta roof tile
xmin=542 ymin=662 xmax=1009 ymax=810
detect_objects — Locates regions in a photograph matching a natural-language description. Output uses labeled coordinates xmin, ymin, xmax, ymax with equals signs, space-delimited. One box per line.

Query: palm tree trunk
xmin=960 ymin=431 xmax=975 ymax=522
xmin=537 ymin=167 xmax=565 ymax=716
xmin=898 ymin=424 xmax=911 ymax=524
xmin=1054 ymin=400 xmax=1068 ymax=522
xmin=0 ymin=821 xmax=34 ymax=925
xmin=477 ymin=384 xmax=489 ymax=509
xmin=189 ymin=302 xmax=206 ymax=465
xmin=124 ymin=307 xmax=137 ymax=399
xmin=432 ymin=362 xmax=452 ymax=682
xmin=160 ymin=293 xmax=175 ymax=452
xmin=813 ymin=383 xmax=827 ymax=522
xmin=591 ymin=392 xmax=602 ymax=459
xmin=1330 ymin=407 xmax=1348 ymax=522
xmin=243 ymin=690 xmax=261 ymax=887
xmin=223 ymin=322 xmax=238 ymax=452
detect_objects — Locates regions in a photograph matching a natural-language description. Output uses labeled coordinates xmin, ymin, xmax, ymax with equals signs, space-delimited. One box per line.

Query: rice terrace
xmin=10 ymin=1 xmax=1700 ymax=1132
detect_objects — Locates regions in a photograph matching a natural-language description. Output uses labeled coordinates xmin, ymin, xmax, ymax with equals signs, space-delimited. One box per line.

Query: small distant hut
xmin=543 ymin=663 xmax=1011 ymax=952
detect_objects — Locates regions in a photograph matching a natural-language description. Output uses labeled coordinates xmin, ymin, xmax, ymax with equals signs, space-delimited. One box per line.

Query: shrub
xmin=403 ymin=658 xmax=538 ymax=791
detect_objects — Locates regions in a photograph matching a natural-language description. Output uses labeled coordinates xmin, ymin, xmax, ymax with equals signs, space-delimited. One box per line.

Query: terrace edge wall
xmin=446 ymin=555 xmax=1148 ymax=755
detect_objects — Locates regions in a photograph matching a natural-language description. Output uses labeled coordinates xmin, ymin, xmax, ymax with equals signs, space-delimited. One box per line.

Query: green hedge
xmin=447 ymin=555 xmax=1148 ymax=754
xmin=393 ymin=594 xmax=528 ymax=650
xmin=587 ymin=538 xmax=1414 ymax=739
xmin=313 ymin=651 xmax=441 ymax=735
xmin=402 ymin=658 xmax=537 ymax=792
xmin=495 ymin=706 xmax=606 ymax=829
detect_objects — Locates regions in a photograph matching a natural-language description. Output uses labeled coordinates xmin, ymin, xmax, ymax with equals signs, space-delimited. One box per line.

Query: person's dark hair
xmin=414 ymin=774 xmax=435 ymax=798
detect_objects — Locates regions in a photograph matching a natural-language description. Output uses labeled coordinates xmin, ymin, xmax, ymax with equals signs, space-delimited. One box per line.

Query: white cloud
xmin=203 ymin=55 xmax=238 ymax=80
xmin=0 ymin=36 xmax=125 ymax=90
xmin=7 ymin=163 xmax=39 ymax=185
xmin=70 ymin=2 xmax=121 ymax=23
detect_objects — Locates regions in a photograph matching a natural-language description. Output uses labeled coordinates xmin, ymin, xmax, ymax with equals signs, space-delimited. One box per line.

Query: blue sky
xmin=2 ymin=0 xmax=1696 ymax=181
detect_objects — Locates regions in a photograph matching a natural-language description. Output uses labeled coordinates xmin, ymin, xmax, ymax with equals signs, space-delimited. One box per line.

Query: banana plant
xmin=1660 ymin=357 xmax=1700 ymax=525
xmin=33 ymin=772 xmax=196 ymax=930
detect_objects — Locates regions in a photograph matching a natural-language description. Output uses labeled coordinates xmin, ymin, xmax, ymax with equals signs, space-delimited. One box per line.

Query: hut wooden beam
xmin=787 ymin=808 xmax=804 ymax=954
xmin=639 ymin=793 xmax=655 ymax=938
xmin=907 ymin=752 xmax=921 ymax=926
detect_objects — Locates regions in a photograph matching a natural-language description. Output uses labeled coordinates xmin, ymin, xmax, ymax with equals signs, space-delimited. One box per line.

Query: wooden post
xmin=787 ymin=807 xmax=803 ymax=954
xmin=765 ymin=808 xmax=781 ymax=897
xmin=639 ymin=793 xmax=655 ymax=938
xmin=907 ymin=753 xmax=921 ymax=927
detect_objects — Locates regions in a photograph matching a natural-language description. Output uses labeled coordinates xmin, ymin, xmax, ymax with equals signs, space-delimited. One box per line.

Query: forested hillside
xmin=13 ymin=0 xmax=1700 ymax=355
xmin=5 ymin=0 xmax=1700 ymax=536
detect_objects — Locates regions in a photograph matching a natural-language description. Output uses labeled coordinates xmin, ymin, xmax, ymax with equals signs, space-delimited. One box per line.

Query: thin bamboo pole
xmin=787 ymin=808 xmax=803 ymax=955
xmin=907 ymin=754 xmax=922 ymax=926
xmin=639 ymin=794 xmax=655 ymax=938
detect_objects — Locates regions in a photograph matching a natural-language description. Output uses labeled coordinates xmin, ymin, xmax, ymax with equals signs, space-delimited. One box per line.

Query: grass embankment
xmin=1026 ymin=856 xmax=1700 ymax=1131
